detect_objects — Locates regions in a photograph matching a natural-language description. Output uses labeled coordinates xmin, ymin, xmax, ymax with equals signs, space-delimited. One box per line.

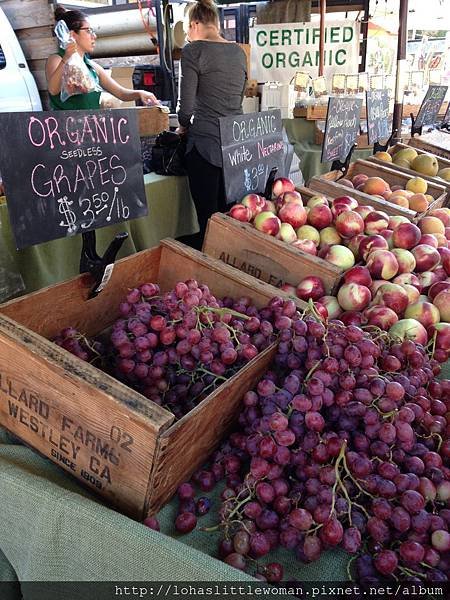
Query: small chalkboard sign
xmin=219 ymin=110 xmax=285 ymax=204
xmin=415 ymin=85 xmax=448 ymax=129
xmin=0 ymin=109 xmax=147 ymax=249
xmin=366 ymin=89 xmax=390 ymax=145
xmin=321 ymin=96 xmax=363 ymax=163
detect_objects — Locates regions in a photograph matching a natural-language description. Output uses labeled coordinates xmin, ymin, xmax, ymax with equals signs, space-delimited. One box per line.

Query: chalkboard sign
xmin=415 ymin=85 xmax=448 ymax=128
xmin=219 ymin=110 xmax=285 ymax=204
xmin=321 ymin=96 xmax=363 ymax=163
xmin=443 ymin=102 xmax=450 ymax=127
xmin=0 ymin=109 xmax=147 ymax=249
xmin=366 ymin=89 xmax=390 ymax=145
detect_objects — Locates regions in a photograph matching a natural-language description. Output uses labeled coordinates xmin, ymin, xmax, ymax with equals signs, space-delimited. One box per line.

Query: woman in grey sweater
xmin=177 ymin=0 xmax=247 ymax=250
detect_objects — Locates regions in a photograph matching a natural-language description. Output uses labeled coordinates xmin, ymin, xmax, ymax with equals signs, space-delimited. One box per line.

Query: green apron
xmin=49 ymin=49 xmax=101 ymax=110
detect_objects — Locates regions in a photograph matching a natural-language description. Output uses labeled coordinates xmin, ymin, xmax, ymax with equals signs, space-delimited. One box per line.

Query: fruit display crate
xmin=0 ymin=239 xmax=286 ymax=521
xmin=409 ymin=131 xmax=450 ymax=161
xmin=308 ymin=159 xmax=447 ymax=220
xmin=203 ymin=212 xmax=343 ymax=297
xmin=367 ymin=143 xmax=450 ymax=194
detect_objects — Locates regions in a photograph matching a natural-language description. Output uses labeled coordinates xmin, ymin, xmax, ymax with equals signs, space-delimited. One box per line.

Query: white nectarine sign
xmin=250 ymin=21 xmax=360 ymax=84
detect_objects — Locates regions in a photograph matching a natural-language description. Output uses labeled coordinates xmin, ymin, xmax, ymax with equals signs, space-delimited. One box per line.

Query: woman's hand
xmin=137 ymin=90 xmax=159 ymax=106
xmin=63 ymin=37 xmax=78 ymax=63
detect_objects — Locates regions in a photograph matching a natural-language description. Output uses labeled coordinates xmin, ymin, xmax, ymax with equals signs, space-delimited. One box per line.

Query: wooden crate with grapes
xmin=0 ymin=239 xmax=306 ymax=519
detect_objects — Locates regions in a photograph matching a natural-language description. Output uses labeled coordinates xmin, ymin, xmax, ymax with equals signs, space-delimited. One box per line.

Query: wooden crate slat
xmin=203 ymin=213 xmax=342 ymax=296
xmin=145 ymin=344 xmax=277 ymax=515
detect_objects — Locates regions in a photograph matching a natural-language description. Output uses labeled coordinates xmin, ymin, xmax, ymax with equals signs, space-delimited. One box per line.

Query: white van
xmin=0 ymin=7 xmax=42 ymax=112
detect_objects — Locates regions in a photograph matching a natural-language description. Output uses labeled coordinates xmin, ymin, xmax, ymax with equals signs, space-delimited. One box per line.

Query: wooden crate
xmin=409 ymin=131 xmax=450 ymax=161
xmin=0 ymin=239 xmax=289 ymax=520
xmin=368 ymin=143 xmax=450 ymax=195
xmin=136 ymin=106 xmax=170 ymax=137
xmin=309 ymin=159 xmax=447 ymax=220
xmin=203 ymin=213 xmax=343 ymax=296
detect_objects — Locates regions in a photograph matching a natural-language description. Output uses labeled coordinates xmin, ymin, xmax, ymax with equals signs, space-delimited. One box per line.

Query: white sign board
xmin=250 ymin=21 xmax=361 ymax=84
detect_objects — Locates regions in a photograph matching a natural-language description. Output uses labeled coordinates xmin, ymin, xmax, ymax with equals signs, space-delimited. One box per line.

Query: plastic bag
xmin=54 ymin=20 xmax=101 ymax=102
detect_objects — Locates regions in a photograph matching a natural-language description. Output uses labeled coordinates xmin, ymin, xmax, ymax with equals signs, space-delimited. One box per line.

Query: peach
xmin=272 ymin=177 xmax=295 ymax=197
xmin=254 ymin=211 xmax=281 ymax=236
xmin=307 ymin=195 xmax=328 ymax=208
xmin=438 ymin=247 xmax=450 ymax=275
xmin=354 ymin=205 xmax=375 ymax=220
xmin=433 ymin=290 xmax=450 ymax=322
xmin=419 ymin=234 xmax=438 ymax=248
xmin=280 ymin=283 xmax=297 ymax=296
xmin=262 ymin=200 xmax=277 ymax=213
xmin=418 ymin=217 xmax=445 ymax=236
xmin=359 ymin=235 xmax=389 ymax=261
xmin=340 ymin=311 xmax=365 ymax=326
xmin=371 ymin=279 xmax=388 ymax=296
xmin=408 ymin=193 xmax=429 ymax=213
xmin=229 ymin=204 xmax=252 ymax=222
xmin=344 ymin=266 xmax=372 ymax=287
xmin=278 ymin=203 xmax=307 ymax=229
xmin=429 ymin=281 xmax=450 ymax=301
xmin=390 ymin=194 xmax=410 ymax=208
xmin=389 ymin=215 xmax=411 ymax=230
xmin=276 ymin=190 xmax=303 ymax=208
xmin=333 ymin=196 xmax=358 ymax=210
xmin=347 ymin=234 xmax=366 ymax=258
xmin=406 ymin=176 xmax=428 ymax=194
xmin=446 ymin=227 xmax=450 ymax=241
xmin=393 ymin=273 xmax=422 ymax=290
xmin=380 ymin=229 xmax=394 ymax=249
xmin=392 ymin=248 xmax=416 ymax=274
xmin=417 ymin=271 xmax=440 ymax=292
xmin=296 ymin=225 xmax=320 ymax=246
xmin=434 ymin=233 xmax=448 ymax=247
xmin=405 ymin=300 xmax=441 ymax=329
xmin=339 ymin=179 xmax=354 ymax=189
xmin=366 ymin=249 xmax=399 ymax=280
xmin=292 ymin=239 xmax=317 ymax=256
xmin=432 ymin=266 xmax=447 ymax=281
xmin=411 ymin=244 xmax=441 ymax=272
xmin=323 ymin=245 xmax=355 ymax=270
xmin=241 ymin=194 xmax=266 ymax=218
xmin=296 ymin=276 xmax=326 ymax=302
xmin=389 ymin=319 xmax=428 ymax=346
xmin=392 ymin=222 xmax=422 ymax=250
xmin=337 ymin=283 xmax=371 ymax=311
xmin=352 ymin=173 xmax=369 ymax=188
xmin=335 ymin=210 xmax=365 ymax=238
xmin=364 ymin=305 xmax=398 ymax=330
xmin=371 ymin=283 xmax=409 ymax=315
xmin=364 ymin=211 xmax=390 ymax=235
xmin=307 ymin=204 xmax=333 ymax=230
xmin=318 ymin=296 xmax=342 ymax=319
xmin=320 ymin=226 xmax=341 ymax=247
xmin=429 ymin=322 xmax=450 ymax=358
xmin=402 ymin=284 xmax=421 ymax=304
xmin=279 ymin=222 xmax=298 ymax=243
xmin=428 ymin=208 xmax=450 ymax=227
xmin=363 ymin=176 xmax=389 ymax=196
xmin=331 ymin=203 xmax=352 ymax=219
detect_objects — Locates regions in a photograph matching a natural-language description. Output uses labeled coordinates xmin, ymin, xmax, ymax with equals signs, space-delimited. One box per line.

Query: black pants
xmin=178 ymin=146 xmax=227 ymax=251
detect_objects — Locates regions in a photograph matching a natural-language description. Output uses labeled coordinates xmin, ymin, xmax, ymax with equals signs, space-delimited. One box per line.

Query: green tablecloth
xmin=0 ymin=173 xmax=199 ymax=296
xmin=283 ymin=119 xmax=373 ymax=185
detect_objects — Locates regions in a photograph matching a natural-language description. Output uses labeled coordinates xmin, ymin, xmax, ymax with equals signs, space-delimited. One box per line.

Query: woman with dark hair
xmin=176 ymin=0 xmax=247 ymax=250
xmin=46 ymin=6 xmax=158 ymax=110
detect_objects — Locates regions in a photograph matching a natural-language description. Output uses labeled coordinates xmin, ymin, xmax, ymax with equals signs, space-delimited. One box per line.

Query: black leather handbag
xmin=151 ymin=130 xmax=187 ymax=176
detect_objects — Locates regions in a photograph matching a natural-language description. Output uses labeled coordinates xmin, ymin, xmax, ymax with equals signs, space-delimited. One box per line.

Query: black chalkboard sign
xmin=219 ymin=109 xmax=285 ymax=204
xmin=443 ymin=102 xmax=450 ymax=127
xmin=366 ymin=89 xmax=390 ymax=145
xmin=0 ymin=109 xmax=147 ymax=249
xmin=321 ymin=97 xmax=363 ymax=163
xmin=415 ymin=85 xmax=448 ymax=128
